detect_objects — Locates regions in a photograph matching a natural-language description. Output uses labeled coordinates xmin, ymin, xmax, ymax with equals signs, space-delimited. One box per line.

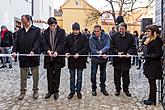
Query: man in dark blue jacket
xmin=89 ymin=25 xmax=110 ymax=96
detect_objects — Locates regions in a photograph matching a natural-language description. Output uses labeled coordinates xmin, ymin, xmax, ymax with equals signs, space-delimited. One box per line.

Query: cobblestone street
xmin=0 ymin=58 xmax=163 ymax=110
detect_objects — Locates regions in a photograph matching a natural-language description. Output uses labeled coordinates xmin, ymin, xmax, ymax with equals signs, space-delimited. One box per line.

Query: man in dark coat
xmin=13 ymin=26 xmax=20 ymax=62
xmin=89 ymin=25 xmax=110 ymax=96
xmin=42 ymin=17 xmax=65 ymax=100
xmin=110 ymin=22 xmax=137 ymax=97
xmin=65 ymin=22 xmax=88 ymax=99
xmin=12 ymin=15 xmax=41 ymax=100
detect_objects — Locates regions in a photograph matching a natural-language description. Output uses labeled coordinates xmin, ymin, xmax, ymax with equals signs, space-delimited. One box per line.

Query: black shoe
xmin=0 ymin=65 xmax=7 ymax=69
xmin=9 ymin=64 xmax=12 ymax=69
xmin=143 ymin=99 xmax=156 ymax=105
xmin=77 ymin=92 xmax=82 ymax=99
xmin=101 ymin=90 xmax=109 ymax=96
xmin=68 ymin=92 xmax=75 ymax=99
xmin=124 ymin=90 xmax=131 ymax=97
xmin=137 ymin=67 xmax=140 ymax=70
xmin=92 ymin=90 xmax=97 ymax=96
xmin=115 ymin=91 xmax=120 ymax=96
xmin=45 ymin=92 xmax=53 ymax=99
xmin=54 ymin=93 xmax=59 ymax=100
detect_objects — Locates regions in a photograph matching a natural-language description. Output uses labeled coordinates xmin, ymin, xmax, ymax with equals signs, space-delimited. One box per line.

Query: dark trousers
xmin=114 ymin=68 xmax=130 ymax=92
xmin=148 ymin=79 xmax=156 ymax=104
xmin=69 ymin=69 xmax=83 ymax=93
xmin=132 ymin=56 xmax=138 ymax=65
xmin=91 ymin=62 xmax=107 ymax=91
xmin=47 ymin=66 xmax=61 ymax=93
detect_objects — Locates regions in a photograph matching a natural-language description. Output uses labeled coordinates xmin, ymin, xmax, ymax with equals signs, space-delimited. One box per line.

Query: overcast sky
xmin=54 ymin=0 xmax=150 ymax=10
xmin=54 ymin=0 xmax=108 ymax=10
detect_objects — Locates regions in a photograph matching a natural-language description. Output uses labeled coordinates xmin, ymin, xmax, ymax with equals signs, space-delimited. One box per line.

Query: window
xmin=75 ymin=0 xmax=80 ymax=6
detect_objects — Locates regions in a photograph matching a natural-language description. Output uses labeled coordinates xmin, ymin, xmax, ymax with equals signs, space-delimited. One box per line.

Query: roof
xmin=60 ymin=0 xmax=100 ymax=13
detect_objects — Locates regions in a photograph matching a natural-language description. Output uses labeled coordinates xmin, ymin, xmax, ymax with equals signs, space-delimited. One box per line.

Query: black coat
xmin=42 ymin=26 xmax=65 ymax=70
xmin=65 ymin=33 xmax=88 ymax=69
xmin=1 ymin=31 xmax=13 ymax=47
xmin=143 ymin=37 xmax=163 ymax=79
xmin=12 ymin=25 xmax=41 ymax=68
xmin=110 ymin=32 xmax=137 ymax=70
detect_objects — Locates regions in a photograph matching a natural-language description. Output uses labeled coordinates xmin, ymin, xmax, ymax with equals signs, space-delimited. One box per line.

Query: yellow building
xmin=55 ymin=0 xmax=153 ymax=33
xmin=55 ymin=0 xmax=101 ymax=33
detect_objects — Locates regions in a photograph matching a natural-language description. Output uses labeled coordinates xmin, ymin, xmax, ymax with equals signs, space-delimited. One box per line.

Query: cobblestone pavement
xmin=0 ymin=58 xmax=164 ymax=110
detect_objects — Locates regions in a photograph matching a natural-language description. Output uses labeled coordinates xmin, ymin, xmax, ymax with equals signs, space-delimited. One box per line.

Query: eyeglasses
xmin=94 ymin=31 xmax=100 ymax=32
xmin=146 ymin=30 xmax=151 ymax=32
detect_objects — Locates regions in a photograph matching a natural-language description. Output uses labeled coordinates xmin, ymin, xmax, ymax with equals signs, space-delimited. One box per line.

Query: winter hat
xmin=1 ymin=25 xmax=7 ymax=30
xmin=72 ymin=22 xmax=80 ymax=30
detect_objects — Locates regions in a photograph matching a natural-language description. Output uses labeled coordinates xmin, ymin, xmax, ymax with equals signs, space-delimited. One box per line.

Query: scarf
xmin=1 ymin=29 xmax=8 ymax=41
xmin=144 ymin=32 xmax=158 ymax=45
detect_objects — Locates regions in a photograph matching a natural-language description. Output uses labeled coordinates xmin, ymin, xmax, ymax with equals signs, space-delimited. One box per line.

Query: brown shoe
xmin=18 ymin=92 xmax=25 ymax=100
xmin=33 ymin=91 xmax=39 ymax=99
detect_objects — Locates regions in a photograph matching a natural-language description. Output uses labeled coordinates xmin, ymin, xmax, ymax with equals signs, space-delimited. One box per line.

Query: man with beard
xmin=110 ymin=22 xmax=137 ymax=97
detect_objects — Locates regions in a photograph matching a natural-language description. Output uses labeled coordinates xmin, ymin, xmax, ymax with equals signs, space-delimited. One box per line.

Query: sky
xmin=54 ymin=0 xmax=149 ymax=10
xmin=54 ymin=0 xmax=108 ymax=10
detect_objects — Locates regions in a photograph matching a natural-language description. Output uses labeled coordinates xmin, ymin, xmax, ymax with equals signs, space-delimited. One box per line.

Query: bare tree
xmin=86 ymin=0 xmax=154 ymax=25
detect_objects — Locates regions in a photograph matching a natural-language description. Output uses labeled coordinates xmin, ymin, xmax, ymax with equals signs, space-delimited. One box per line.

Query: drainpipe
xmin=31 ymin=0 xmax=34 ymax=16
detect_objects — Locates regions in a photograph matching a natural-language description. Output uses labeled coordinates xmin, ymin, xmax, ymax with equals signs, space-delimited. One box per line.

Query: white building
xmin=0 ymin=0 xmax=31 ymax=31
xmin=155 ymin=0 xmax=161 ymax=26
xmin=0 ymin=0 xmax=54 ymax=32
xmin=33 ymin=0 xmax=55 ymax=29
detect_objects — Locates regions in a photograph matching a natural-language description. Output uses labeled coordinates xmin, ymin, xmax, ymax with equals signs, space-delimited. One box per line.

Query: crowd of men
xmin=0 ymin=15 xmax=164 ymax=106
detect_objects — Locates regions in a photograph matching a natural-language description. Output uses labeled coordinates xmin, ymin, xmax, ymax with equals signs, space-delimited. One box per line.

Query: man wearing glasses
xmin=12 ymin=15 xmax=41 ymax=100
xmin=110 ymin=22 xmax=137 ymax=97
xmin=89 ymin=25 xmax=110 ymax=96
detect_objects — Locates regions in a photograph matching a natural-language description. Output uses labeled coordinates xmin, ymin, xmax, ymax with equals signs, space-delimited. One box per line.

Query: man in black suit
xmin=42 ymin=17 xmax=66 ymax=100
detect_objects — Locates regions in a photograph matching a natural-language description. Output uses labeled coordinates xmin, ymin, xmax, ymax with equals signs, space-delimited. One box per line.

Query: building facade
xmin=0 ymin=0 xmax=31 ymax=31
xmin=59 ymin=0 xmax=101 ymax=33
xmin=33 ymin=0 xmax=54 ymax=29
xmin=0 ymin=0 xmax=54 ymax=32
xmin=155 ymin=0 xmax=161 ymax=26
xmin=56 ymin=0 xmax=153 ymax=33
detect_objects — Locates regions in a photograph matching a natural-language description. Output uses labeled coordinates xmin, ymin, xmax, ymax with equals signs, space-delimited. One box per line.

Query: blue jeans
xmin=69 ymin=69 xmax=83 ymax=93
xmin=0 ymin=47 xmax=12 ymax=66
xmin=91 ymin=62 xmax=107 ymax=90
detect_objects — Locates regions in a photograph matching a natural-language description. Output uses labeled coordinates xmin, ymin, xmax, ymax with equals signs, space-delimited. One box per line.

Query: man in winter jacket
xmin=42 ymin=17 xmax=65 ymax=100
xmin=110 ymin=22 xmax=137 ymax=97
xmin=0 ymin=25 xmax=13 ymax=68
xmin=89 ymin=25 xmax=110 ymax=96
xmin=12 ymin=15 xmax=41 ymax=100
xmin=65 ymin=22 xmax=88 ymax=99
